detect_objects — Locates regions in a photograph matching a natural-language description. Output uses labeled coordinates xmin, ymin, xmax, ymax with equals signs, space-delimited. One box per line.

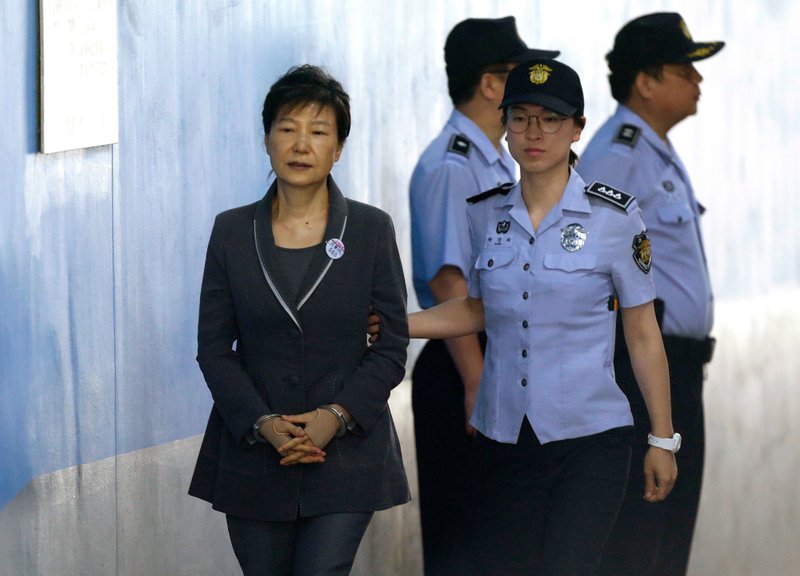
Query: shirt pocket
xmin=543 ymin=253 xmax=597 ymax=276
xmin=657 ymin=204 xmax=696 ymax=226
xmin=474 ymin=249 xmax=518 ymax=298
xmin=541 ymin=253 xmax=604 ymax=336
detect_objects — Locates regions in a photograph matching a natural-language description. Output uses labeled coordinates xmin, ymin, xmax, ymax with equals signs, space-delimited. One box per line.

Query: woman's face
xmin=504 ymin=103 xmax=583 ymax=177
xmin=265 ymin=102 xmax=343 ymax=191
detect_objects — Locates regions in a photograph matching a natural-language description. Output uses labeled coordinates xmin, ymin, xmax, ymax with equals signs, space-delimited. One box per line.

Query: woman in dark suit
xmin=189 ymin=65 xmax=410 ymax=576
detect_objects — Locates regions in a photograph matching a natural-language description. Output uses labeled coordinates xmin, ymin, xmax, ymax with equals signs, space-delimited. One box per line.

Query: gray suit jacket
xmin=189 ymin=178 xmax=410 ymax=521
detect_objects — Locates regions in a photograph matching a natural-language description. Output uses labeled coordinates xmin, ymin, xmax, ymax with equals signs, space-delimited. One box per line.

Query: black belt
xmin=661 ymin=335 xmax=716 ymax=364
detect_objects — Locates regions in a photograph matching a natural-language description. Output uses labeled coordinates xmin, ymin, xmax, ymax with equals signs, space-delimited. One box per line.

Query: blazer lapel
xmin=252 ymin=177 xmax=349 ymax=332
xmin=297 ymin=176 xmax=348 ymax=309
xmin=253 ymin=181 xmax=304 ymax=331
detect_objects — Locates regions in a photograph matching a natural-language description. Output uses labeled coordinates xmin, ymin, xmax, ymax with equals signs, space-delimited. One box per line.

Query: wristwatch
xmin=647 ymin=432 xmax=682 ymax=453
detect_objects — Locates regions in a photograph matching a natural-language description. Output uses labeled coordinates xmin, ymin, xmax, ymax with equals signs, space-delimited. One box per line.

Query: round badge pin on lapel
xmin=326 ymin=238 xmax=345 ymax=260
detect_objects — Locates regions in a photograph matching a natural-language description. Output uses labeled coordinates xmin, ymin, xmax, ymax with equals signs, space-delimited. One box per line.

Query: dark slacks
xmin=474 ymin=420 xmax=633 ymax=576
xmin=411 ymin=337 xmax=486 ymax=576
xmin=599 ymin=334 xmax=710 ymax=576
xmin=226 ymin=511 xmax=373 ymax=576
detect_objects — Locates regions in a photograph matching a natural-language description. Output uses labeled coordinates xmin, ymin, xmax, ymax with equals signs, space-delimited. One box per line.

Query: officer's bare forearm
xmin=409 ymin=297 xmax=484 ymax=340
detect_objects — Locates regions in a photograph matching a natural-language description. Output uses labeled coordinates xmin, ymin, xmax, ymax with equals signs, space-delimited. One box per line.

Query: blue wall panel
xmin=1 ymin=1 xmax=116 ymax=509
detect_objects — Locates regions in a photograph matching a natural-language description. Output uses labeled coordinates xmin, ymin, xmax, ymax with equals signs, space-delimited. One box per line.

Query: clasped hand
xmin=259 ymin=409 xmax=341 ymax=466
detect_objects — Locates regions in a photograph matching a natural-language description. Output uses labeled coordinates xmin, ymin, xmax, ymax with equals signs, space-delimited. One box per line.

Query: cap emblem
xmin=528 ymin=63 xmax=552 ymax=85
xmin=687 ymin=46 xmax=716 ymax=58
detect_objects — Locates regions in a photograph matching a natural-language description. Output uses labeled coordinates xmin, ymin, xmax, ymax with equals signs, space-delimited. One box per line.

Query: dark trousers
xmin=411 ymin=337 xmax=486 ymax=576
xmin=226 ymin=511 xmax=373 ymax=576
xmin=599 ymin=334 xmax=710 ymax=576
xmin=474 ymin=420 xmax=633 ymax=576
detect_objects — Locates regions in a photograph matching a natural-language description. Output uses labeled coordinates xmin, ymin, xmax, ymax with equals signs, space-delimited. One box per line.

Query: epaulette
xmin=447 ymin=134 xmax=472 ymax=157
xmin=585 ymin=181 xmax=634 ymax=211
xmin=613 ymin=124 xmax=641 ymax=148
xmin=466 ymin=182 xmax=514 ymax=204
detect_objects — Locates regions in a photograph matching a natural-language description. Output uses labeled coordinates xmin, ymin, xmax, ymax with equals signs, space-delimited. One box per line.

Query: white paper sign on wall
xmin=40 ymin=0 xmax=118 ymax=154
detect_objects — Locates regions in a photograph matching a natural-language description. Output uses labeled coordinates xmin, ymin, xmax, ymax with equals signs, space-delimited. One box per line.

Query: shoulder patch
xmin=632 ymin=231 xmax=652 ymax=274
xmin=613 ymin=124 xmax=641 ymax=148
xmin=466 ymin=182 xmax=514 ymax=204
xmin=447 ymin=134 xmax=472 ymax=157
xmin=585 ymin=181 xmax=634 ymax=211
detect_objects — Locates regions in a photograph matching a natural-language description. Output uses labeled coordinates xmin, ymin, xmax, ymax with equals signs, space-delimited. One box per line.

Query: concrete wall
xmin=1 ymin=1 xmax=798 ymax=574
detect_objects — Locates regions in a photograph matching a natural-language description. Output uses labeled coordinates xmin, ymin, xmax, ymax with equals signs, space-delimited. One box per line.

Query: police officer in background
xmin=577 ymin=13 xmax=724 ymax=576
xmin=408 ymin=17 xmax=558 ymax=575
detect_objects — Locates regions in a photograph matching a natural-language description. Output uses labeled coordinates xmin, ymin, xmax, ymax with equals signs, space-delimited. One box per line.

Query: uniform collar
xmin=615 ymin=104 xmax=677 ymax=160
xmin=493 ymin=169 xmax=590 ymax=237
xmin=448 ymin=109 xmax=514 ymax=171
xmin=495 ymin=169 xmax=589 ymax=211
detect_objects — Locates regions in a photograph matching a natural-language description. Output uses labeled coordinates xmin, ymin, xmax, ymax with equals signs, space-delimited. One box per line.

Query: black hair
xmin=450 ymin=64 xmax=510 ymax=106
xmin=261 ymin=65 xmax=351 ymax=143
xmin=449 ymin=71 xmax=482 ymax=106
xmin=568 ymin=115 xmax=587 ymax=168
xmin=608 ymin=65 xmax=663 ymax=103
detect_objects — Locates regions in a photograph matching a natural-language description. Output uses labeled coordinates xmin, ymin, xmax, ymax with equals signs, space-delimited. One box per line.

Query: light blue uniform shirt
xmin=410 ymin=109 xmax=516 ymax=309
xmin=578 ymin=105 xmax=713 ymax=339
xmin=467 ymin=170 xmax=655 ymax=444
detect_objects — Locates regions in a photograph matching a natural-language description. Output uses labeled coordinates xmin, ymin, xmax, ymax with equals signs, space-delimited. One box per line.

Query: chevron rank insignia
xmin=467 ymin=182 xmax=514 ymax=204
xmin=585 ymin=181 xmax=634 ymax=211
xmin=447 ymin=134 xmax=472 ymax=157
xmin=613 ymin=124 xmax=641 ymax=147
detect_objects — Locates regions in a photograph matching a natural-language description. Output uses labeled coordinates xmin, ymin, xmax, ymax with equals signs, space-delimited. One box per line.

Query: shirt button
xmin=289 ymin=375 xmax=300 ymax=385
xmin=522 ymin=349 xmax=528 ymax=358
xmin=522 ymin=320 xmax=529 ymax=328
xmin=488 ymin=259 xmax=494 ymax=267
xmin=522 ymin=292 xmax=529 ymax=300
xmin=521 ymin=378 xmax=527 ymax=387
xmin=528 ymin=238 xmax=535 ymax=245
xmin=523 ymin=263 xmax=530 ymax=271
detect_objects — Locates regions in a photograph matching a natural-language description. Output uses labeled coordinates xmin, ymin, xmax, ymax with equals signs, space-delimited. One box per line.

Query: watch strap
xmin=647 ymin=432 xmax=681 ymax=453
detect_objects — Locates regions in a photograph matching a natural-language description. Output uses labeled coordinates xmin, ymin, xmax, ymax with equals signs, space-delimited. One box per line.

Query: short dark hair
xmin=261 ymin=65 xmax=351 ymax=143
xmin=449 ymin=69 xmax=483 ymax=106
xmin=449 ymin=65 xmax=489 ymax=106
xmin=608 ymin=65 xmax=663 ymax=103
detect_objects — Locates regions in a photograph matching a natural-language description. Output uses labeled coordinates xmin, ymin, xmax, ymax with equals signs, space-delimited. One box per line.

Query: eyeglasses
xmin=506 ymin=110 xmax=568 ymax=134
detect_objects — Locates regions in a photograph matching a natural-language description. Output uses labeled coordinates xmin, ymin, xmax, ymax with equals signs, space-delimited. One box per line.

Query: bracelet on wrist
xmin=253 ymin=414 xmax=280 ymax=442
xmin=318 ymin=404 xmax=348 ymax=437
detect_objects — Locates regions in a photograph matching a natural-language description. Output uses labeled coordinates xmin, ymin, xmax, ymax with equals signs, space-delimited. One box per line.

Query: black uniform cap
xmin=445 ymin=17 xmax=560 ymax=96
xmin=607 ymin=12 xmax=725 ymax=73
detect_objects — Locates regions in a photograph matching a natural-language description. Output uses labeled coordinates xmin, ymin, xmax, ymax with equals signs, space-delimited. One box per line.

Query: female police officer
xmin=408 ymin=59 xmax=678 ymax=575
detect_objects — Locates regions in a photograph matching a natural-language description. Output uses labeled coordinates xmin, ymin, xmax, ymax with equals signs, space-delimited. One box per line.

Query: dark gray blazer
xmin=189 ymin=178 xmax=410 ymax=521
